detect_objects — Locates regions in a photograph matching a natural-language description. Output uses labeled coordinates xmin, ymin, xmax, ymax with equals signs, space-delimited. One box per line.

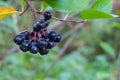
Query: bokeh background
xmin=0 ymin=0 xmax=120 ymax=80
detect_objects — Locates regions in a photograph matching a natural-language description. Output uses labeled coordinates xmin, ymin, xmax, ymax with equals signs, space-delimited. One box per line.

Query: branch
xmin=25 ymin=0 xmax=39 ymax=20
xmin=18 ymin=4 xmax=29 ymax=15
xmin=36 ymin=10 xmax=86 ymax=23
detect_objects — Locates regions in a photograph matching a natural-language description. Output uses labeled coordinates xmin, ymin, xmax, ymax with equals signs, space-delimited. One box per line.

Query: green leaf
xmin=0 ymin=1 xmax=9 ymax=6
xmin=91 ymin=0 xmax=112 ymax=13
xmin=18 ymin=0 xmax=25 ymax=7
xmin=80 ymin=9 xmax=114 ymax=19
xmin=41 ymin=1 xmax=49 ymax=11
xmin=100 ymin=42 xmax=115 ymax=58
xmin=43 ymin=0 xmax=89 ymax=13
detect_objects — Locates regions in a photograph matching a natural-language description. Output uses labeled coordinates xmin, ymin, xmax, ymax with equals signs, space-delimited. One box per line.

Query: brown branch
xmin=20 ymin=0 xmax=86 ymax=23
xmin=25 ymin=0 xmax=39 ymax=20
xmin=18 ymin=4 xmax=29 ymax=15
xmin=52 ymin=16 xmax=86 ymax=23
xmin=36 ymin=10 xmax=86 ymax=23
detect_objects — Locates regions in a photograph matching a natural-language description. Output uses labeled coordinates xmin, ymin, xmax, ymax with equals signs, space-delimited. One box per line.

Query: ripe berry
xmin=30 ymin=42 xmax=39 ymax=54
xmin=48 ymin=31 xmax=56 ymax=41
xmin=20 ymin=40 xmax=31 ymax=52
xmin=14 ymin=11 xmax=62 ymax=55
xmin=43 ymin=19 xmax=50 ymax=28
xmin=46 ymin=41 xmax=55 ymax=49
xmin=44 ymin=11 xmax=52 ymax=19
xmin=20 ymin=30 xmax=28 ymax=35
xmin=39 ymin=48 xmax=49 ymax=55
xmin=37 ymin=38 xmax=47 ymax=48
xmin=54 ymin=34 xmax=62 ymax=42
xmin=14 ymin=35 xmax=23 ymax=45
xmin=33 ymin=22 xmax=42 ymax=32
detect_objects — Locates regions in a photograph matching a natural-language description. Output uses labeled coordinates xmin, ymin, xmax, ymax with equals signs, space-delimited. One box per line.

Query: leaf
xmin=100 ymin=42 xmax=115 ymax=58
xmin=41 ymin=1 xmax=49 ymax=11
xmin=18 ymin=0 xmax=25 ymax=7
xmin=0 ymin=6 xmax=17 ymax=20
xmin=91 ymin=0 xmax=112 ymax=13
xmin=80 ymin=9 xmax=114 ymax=19
xmin=43 ymin=0 xmax=89 ymax=13
xmin=0 ymin=1 xmax=9 ymax=6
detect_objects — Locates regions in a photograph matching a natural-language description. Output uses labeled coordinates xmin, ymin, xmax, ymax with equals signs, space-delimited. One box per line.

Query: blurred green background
xmin=0 ymin=0 xmax=119 ymax=80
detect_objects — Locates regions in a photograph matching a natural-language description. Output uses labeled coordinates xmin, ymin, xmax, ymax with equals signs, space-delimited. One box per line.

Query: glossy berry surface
xmin=43 ymin=19 xmax=50 ymax=28
xmin=30 ymin=43 xmax=39 ymax=54
xmin=14 ymin=11 xmax=62 ymax=55
xmin=14 ymin=35 xmax=23 ymax=45
xmin=37 ymin=38 xmax=47 ymax=48
xmin=39 ymin=48 xmax=49 ymax=55
xmin=44 ymin=11 xmax=52 ymax=19
xmin=46 ymin=41 xmax=55 ymax=49
xmin=48 ymin=31 xmax=57 ymax=41
xmin=20 ymin=40 xmax=31 ymax=51
xmin=54 ymin=34 xmax=62 ymax=42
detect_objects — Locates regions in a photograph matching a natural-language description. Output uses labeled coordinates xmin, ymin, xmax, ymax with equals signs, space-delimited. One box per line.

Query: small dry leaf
xmin=0 ymin=6 xmax=17 ymax=20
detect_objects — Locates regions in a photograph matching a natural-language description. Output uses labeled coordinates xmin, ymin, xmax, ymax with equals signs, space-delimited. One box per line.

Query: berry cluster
xmin=14 ymin=11 xmax=62 ymax=55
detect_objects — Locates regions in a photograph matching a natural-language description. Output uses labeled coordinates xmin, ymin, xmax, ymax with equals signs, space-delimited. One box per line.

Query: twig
xmin=36 ymin=10 xmax=86 ymax=23
xmin=18 ymin=4 xmax=29 ymax=15
xmin=52 ymin=16 xmax=86 ymax=23
xmin=25 ymin=0 xmax=39 ymax=20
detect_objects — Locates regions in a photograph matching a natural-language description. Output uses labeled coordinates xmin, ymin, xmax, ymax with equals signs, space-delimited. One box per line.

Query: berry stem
xmin=25 ymin=0 xmax=39 ymax=21
xmin=41 ymin=29 xmax=47 ymax=38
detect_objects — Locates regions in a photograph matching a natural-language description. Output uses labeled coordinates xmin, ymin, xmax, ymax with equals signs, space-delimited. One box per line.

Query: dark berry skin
xmin=43 ymin=19 xmax=50 ymax=28
xmin=48 ymin=31 xmax=57 ymax=41
xmin=38 ymin=20 xmax=45 ymax=28
xmin=54 ymin=34 xmax=62 ymax=42
xmin=39 ymin=48 xmax=49 ymax=55
xmin=44 ymin=11 xmax=52 ymax=19
xmin=20 ymin=30 xmax=28 ymax=35
xmin=37 ymin=38 xmax=47 ymax=48
xmin=14 ymin=35 xmax=23 ymax=45
xmin=30 ymin=42 xmax=39 ymax=54
xmin=20 ymin=40 xmax=31 ymax=52
xmin=33 ymin=22 xmax=42 ymax=32
xmin=46 ymin=41 xmax=55 ymax=49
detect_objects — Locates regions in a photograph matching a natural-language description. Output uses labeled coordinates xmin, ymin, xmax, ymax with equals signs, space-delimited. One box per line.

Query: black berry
xmin=48 ymin=31 xmax=57 ymax=41
xmin=54 ymin=34 xmax=62 ymax=42
xmin=20 ymin=40 xmax=31 ymax=52
xmin=13 ymin=11 xmax=62 ymax=56
xmin=37 ymin=38 xmax=47 ymax=48
xmin=44 ymin=11 xmax=52 ymax=19
xmin=39 ymin=48 xmax=49 ymax=55
xmin=46 ymin=41 xmax=55 ymax=49
xmin=14 ymin=35 xmax=23 ymax=45
xmin=30 ymin=42 xmax=39 ymax=54
xmin=43 ymin=19 xmax=50 ymax=28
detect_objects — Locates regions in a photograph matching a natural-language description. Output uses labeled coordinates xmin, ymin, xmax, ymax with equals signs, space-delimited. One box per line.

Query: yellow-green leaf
xmin=0 ymin=6 xmax=17 ymax=20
